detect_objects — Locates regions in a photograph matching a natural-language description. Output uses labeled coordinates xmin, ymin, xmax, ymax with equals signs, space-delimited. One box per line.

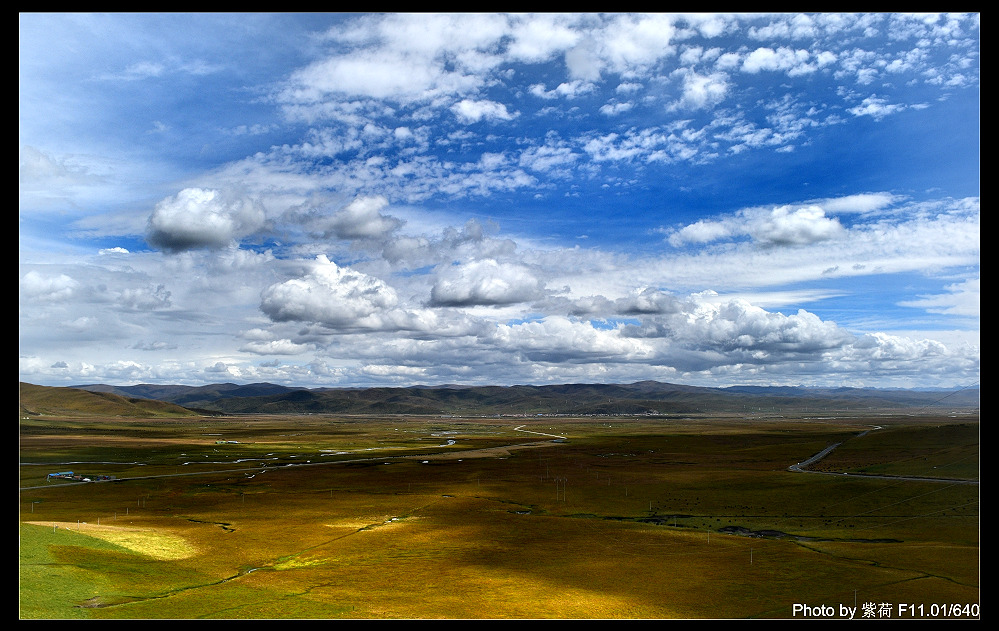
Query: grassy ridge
xmin=19 ymin=383 xmax=199 ymax=419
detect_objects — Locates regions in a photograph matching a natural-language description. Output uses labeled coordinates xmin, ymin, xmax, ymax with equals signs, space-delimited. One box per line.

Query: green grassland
xmin=19 ymin=413 xmax=979 ymax=619
xmin=808 ymin=422 xmax=980 ymax=480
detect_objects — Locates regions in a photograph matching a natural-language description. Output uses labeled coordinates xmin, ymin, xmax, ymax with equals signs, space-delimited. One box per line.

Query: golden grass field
xmin=19 ymin=413 xmax=979 ymax=619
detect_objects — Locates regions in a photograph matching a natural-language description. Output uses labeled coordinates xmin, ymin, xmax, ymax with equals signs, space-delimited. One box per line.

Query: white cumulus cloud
xmin=147 ymin=188 xmax=267 ymax=252
xmin=260 ymin=255 xmax=399 ymax=329
xmin=320 ymin=195 xmax=402 ymax=240
xmin=430 ymin=259 xmax=545 ymax=307
xmin=451 ymin=99 xmax=518 ymax=124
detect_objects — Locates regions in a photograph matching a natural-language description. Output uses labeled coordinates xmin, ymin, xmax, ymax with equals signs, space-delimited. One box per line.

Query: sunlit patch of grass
xmin=24 ymin=521 xmax=196 ymax=560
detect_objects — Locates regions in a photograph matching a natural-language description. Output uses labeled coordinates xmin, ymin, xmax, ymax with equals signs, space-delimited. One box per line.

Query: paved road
xmin=788 ymin=442 xmax=842 ymax=473
xmin=512 ymin=425 xmax=566 ymax=439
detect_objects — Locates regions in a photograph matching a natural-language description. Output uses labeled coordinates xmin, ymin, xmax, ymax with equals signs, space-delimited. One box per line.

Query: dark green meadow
xmin=19 ymin=413 xmax=979 ymax=619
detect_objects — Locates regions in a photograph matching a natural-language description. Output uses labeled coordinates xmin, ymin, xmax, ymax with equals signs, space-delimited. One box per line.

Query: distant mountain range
xmin=19 ymin=380 xmax=980 ymax=418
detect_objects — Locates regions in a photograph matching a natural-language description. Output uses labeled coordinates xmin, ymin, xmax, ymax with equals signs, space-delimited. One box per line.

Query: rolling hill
xmin=19 ymin=383 xmax=201 ymax=418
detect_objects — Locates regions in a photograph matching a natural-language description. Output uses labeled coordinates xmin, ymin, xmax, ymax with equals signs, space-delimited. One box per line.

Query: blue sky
xmin=19 ymin=12 xmax=979 ymax=389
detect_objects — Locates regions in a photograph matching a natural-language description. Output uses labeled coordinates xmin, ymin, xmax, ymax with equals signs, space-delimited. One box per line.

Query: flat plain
xmin=19 ymin=411 xmax=979 ymax=619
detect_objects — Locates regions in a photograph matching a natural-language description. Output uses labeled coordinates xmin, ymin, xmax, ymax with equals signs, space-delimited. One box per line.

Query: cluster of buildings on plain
xmin=46 ymin=471 xmax=115 ymax=482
